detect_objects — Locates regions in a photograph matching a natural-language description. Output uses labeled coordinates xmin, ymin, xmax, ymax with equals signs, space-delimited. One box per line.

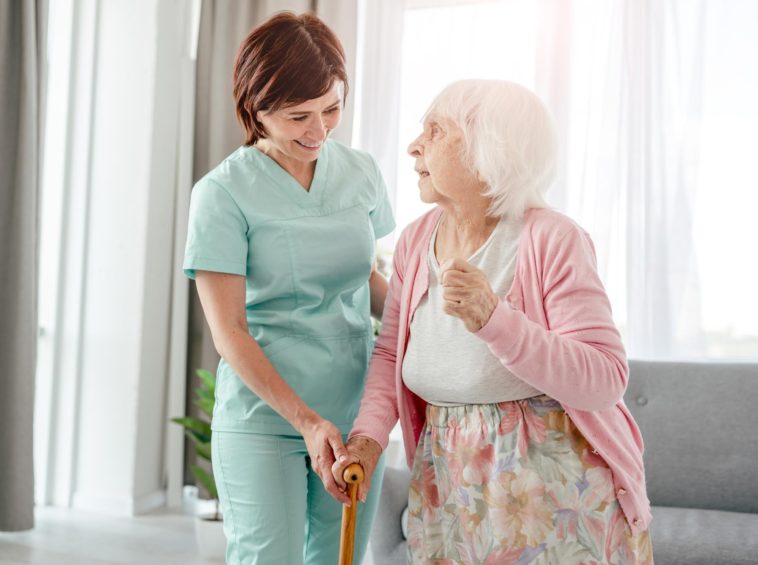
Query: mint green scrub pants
xmin=212 ymin=431 xmax=385 ymax=565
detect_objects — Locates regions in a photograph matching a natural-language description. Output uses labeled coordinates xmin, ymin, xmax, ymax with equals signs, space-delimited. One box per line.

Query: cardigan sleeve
xmin=474 ymin=223 xmax=629 ymax=411
xmin=348 ymin=235 xmax=407 ymax=449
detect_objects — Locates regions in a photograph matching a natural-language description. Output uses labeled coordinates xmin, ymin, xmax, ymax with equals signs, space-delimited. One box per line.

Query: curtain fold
xmin=0 ymin=0 xmax=45 ymax=532
xmin=554 ymin=0 xmax=708 ymax=358
xmin=351 ymin=0 xmax=406 ymax=234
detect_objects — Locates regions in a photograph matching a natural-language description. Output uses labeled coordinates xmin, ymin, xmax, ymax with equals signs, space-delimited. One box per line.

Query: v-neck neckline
xmin=249 ymin=141 xmax=329 ymax=208
xmin=428 ymin=214 xmax=503 ymax=272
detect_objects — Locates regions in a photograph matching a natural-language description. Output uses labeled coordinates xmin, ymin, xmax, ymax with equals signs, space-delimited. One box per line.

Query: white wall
xmin=37 ymin=0 xmax=197 ymax=516
xmin=72 ymin=0 xmax=157 ymax=513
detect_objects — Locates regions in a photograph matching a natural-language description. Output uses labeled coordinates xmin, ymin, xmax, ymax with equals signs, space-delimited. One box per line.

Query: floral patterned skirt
xmin=406 ymin=396 xmax=653 ymax=564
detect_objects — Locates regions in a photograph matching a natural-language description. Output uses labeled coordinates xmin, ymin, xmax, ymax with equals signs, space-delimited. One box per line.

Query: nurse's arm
xmin=194 ymin=270 xmax=351 ymax=504
xmin=369 ymin=264 xmax=388 ymax=319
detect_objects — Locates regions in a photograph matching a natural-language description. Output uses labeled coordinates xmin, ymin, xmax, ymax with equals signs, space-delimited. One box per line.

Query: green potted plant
xmin=172 ymin=368 xmax=224 ymax=557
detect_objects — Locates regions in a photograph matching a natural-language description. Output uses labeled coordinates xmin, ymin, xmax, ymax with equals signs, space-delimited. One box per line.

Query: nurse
xmin=183 ymin=12 xmax=394 ymax=565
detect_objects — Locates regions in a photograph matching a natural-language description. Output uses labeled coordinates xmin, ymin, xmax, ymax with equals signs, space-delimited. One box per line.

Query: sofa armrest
xmin=370 ymin=466 xmax=411 ymax=565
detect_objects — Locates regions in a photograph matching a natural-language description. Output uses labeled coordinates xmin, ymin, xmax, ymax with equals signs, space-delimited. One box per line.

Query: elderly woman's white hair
xmin=425 ymin=79 xmax=557 ymax=219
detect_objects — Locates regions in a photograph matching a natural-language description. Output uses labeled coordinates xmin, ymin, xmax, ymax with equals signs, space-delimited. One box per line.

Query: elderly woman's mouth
xmin=416 ymin=169 xmax=430 ymax=178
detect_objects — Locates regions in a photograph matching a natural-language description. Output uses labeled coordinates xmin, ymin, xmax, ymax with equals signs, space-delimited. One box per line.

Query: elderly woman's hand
xmin=440 ymin=258 xmax=499 ymax=332
xmin=331 ymin=436 xmax=383 ymax=505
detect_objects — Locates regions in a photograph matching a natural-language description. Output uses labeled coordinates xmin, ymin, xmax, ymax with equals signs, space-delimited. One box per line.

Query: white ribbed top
xmin=402 ymin=217 xmax=542 ymax=405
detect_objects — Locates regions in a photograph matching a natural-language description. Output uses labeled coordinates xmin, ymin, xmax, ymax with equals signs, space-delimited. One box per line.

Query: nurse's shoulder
xmin=192 ymin=146 xmax=270 ymax=202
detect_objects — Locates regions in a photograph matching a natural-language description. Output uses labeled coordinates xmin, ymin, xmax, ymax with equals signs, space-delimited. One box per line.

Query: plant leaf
xmin=194 ymin=397 xmax=214 ymax=418
xmin=191 ymin=464 xmax=218 ymax=500
xmin=172 ymin=417 xmax=211 ymax=438
xmin=195 ymin=368 xmax=216 ymax=396
xmin=194 ymin=440 xmax=212 ymax=462
xmin=184 ymin=430 xmax=211 ymax=446
xmin=195 ymin=386 xmax=212 ymax=401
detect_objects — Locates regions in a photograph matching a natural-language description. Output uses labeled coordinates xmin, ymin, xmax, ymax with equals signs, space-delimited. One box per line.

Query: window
xmin=383 ymin=0 xmax=758 ymax=359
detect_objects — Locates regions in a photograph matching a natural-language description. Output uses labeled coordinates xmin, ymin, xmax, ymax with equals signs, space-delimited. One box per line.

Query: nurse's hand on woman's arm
xmin=331 ymin=435 xmax=383 ymax=506
xmin=369 ymin=264 xmax=388 ymax=319
xmin=195 ymin=270 xmax=352 ymax=504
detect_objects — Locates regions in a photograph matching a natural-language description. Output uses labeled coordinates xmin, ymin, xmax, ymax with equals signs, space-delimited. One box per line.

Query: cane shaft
xmin=338 ymin=463 xmax=364 ymax=565
xmin=338 ymin=483 xmax=358 ymax=565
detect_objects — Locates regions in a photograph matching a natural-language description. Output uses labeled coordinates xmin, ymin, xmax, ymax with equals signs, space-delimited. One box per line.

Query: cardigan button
xmin=633 ymin=518 xmax=642 ymax=526
xmin=617 ymin=488 xmax=627 ymax=496
xmin=591 ymin=448 xmax=599 ymax=454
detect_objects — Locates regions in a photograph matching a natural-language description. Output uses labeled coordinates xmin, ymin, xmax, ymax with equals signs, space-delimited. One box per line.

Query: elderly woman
xmin=333 ymin=80 xmax=653 ymax=564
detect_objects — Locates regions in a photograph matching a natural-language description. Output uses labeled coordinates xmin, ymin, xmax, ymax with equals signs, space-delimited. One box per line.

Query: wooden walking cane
xmin=338 ymin=463 xmax=365 ymax=565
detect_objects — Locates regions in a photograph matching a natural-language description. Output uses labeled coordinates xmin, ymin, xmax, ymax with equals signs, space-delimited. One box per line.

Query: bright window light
xmin=392 ymin=0 xmax=758 ymax=359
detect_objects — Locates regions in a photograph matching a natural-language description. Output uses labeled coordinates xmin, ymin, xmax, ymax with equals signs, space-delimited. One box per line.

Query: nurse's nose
xmin=308 ymin=115 xmax=327 ymax=141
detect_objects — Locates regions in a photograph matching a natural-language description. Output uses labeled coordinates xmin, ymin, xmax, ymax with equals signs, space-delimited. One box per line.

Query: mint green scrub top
xmin=183 ymin=140 xmax=395 ymax=435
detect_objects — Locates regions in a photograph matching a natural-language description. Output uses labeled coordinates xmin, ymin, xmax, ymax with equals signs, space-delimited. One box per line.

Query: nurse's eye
xmin=291 ymin=115 xmax=308 ymax=122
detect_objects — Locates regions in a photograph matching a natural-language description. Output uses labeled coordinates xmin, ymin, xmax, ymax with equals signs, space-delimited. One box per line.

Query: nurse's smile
xmin=295 ymin=139 xmax=324 ymax=152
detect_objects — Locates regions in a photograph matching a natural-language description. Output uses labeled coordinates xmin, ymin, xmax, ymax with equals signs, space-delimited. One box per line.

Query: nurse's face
xmin=256 ymin=81 xmax=343 ymax=165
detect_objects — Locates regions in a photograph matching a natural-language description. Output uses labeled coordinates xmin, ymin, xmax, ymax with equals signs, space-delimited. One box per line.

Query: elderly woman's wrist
xmin=347 ymin=435 xmax=382 ymax=453
xmin=474 ymin=292 xmax=499 ymax=331
xmin=347 ymin=434 xmax=378 ymax=446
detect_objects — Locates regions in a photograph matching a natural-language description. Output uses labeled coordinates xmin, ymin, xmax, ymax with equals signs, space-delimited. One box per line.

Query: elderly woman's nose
xmin=408 ymin=135 xmax=423 ymax=156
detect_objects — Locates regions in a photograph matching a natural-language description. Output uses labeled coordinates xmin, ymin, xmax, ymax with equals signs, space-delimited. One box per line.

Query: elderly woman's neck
xmin=436 ymin=202 xmax=500 ymax=262
xmin=442 ymin=202 xmax=499 ymax=239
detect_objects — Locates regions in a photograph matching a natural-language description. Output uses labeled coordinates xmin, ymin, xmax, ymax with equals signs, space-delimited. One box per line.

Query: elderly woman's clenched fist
xmin=439 ymin=257 xmax=499 ymax=332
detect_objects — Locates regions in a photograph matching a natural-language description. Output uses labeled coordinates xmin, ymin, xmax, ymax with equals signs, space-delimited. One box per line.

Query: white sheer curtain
xmin=545 ymin=0 xmax=757 ymax=360
xmin=363 ymin=0 xmax=758 ymax=360
xmin=352 ymin=0 xmax=406 ymax=248
xmin=554 ymin=0 xmax=709 ymax=359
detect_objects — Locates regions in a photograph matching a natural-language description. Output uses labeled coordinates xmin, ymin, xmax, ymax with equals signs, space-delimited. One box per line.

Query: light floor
xmin=0 ymin=507 xmax=376 ymax=565
xmin=0 ymin=507 xmax=223 ymax=565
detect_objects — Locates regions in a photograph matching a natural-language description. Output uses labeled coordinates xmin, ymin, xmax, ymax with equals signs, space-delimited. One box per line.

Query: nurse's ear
xmin=254 ymin=110 xmax=270 ymax=139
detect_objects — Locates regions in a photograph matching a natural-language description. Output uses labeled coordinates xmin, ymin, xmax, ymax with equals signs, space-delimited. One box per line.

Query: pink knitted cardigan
xmin=350 ymin=206 xmax=652 ymax=534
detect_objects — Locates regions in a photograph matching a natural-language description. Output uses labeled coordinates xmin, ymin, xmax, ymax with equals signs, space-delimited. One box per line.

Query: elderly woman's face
xmin=407 ymin=114 xmax=481 ymax=206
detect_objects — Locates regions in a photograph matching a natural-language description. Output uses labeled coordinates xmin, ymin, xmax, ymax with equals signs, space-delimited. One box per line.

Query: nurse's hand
xmin=440 ymin=258 xmax=499 ymax=332
xmin=331 ymin=436 xmax=383 ymax=506
xmin=301 ymin=416 xmax=352 ymax=505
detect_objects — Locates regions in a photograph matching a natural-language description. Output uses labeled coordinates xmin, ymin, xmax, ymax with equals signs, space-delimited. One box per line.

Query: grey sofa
xmin=369 ymin=360 xmax=758 ymax=564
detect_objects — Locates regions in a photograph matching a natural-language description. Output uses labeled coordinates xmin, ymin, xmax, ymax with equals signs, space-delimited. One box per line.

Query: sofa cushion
xmin=651 ymin=506 xmax=758 ymax=565
xmin=625 ymin=361 xmax=758 ymax=513
xmin=371 ymin=466 xmax=411 ymax=565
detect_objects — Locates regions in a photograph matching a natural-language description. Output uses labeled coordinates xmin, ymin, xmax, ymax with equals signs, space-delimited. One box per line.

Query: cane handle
xmin=343 ymin=463 xmax=365 ymax=485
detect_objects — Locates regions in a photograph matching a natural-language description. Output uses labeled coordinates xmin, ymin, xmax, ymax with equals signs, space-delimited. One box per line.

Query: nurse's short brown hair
xmin=233 ymin=11 xmax=349 ymax=146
